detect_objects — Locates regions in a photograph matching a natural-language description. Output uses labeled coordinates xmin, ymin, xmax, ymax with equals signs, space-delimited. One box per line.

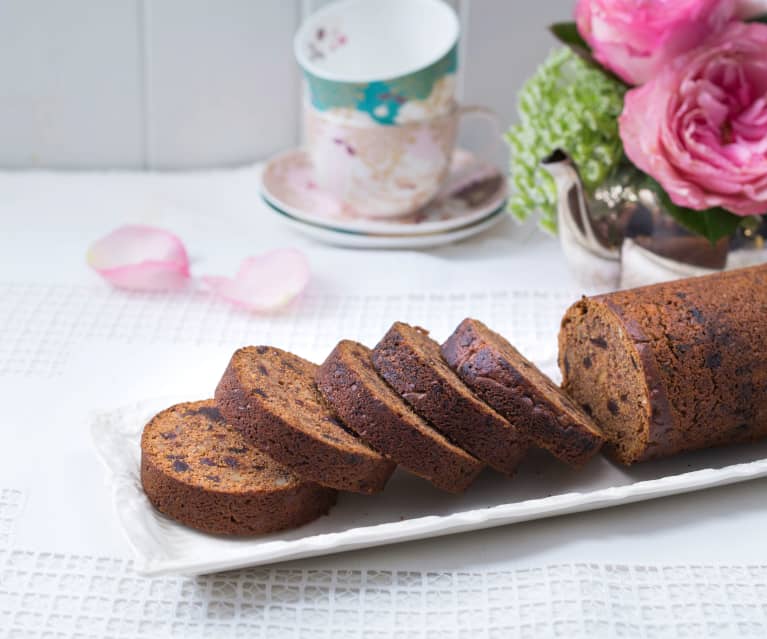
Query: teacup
xmin=305 ymin=101 xmax=498 ymax=219
xmin=294 ymin=0 xmax=459 ymax=126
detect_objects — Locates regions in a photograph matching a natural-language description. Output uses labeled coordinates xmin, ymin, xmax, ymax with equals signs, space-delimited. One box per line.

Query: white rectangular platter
xmin=92 ymin=396 xmax=767 ymax=576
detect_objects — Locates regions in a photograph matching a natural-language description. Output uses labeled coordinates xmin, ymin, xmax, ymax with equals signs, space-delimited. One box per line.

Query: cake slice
xmin=215 ymin=346 xmax=395 ymax=494
xmin=442 ymin=318 xmax=604 ymax=467
xmin=372 ymin=322 xmax=528 ymax=475
xmin=316 ymin=340 xmax=484 ymax=493
xmin=140 ymin=400 xmax=337 ymax=535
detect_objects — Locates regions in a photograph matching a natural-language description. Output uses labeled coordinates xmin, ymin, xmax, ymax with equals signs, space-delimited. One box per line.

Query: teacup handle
xmin=456 ymin=105 xmax=502 ymax=163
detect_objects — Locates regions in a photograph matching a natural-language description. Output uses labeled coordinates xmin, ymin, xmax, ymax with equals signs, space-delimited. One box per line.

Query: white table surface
xmin=2 ymin=164 xmax=766 ymax=637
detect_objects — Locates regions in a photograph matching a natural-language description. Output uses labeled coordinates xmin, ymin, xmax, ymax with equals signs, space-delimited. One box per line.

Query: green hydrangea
xmin=505 ymin=48 xmax=627 ymax=234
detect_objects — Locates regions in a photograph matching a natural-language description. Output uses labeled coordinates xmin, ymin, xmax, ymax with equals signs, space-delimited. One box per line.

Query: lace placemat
xmin=1 ymin=480 xmax=764 ymax=636
xmin=2 ymin=547 xmax=766 ymax=638
xmin=0 ymin=490 xmax=23 ymax=549
xmin=0 ymin=282 xmax=571 ymax=380
xmin=3 ymin=282 xmax=767 ymax=636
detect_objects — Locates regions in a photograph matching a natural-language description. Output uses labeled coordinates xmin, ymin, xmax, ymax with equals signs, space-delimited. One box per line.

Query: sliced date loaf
xmin=372 ymin=321 xmax=528 ymax=475
xmin=140 ymin=399 xmax=337 ymax=535
xmin=215 ymin=346 xmax=395 ymax=494
xmin=316 ymin=340 xmax=484 ymax=493
xmin=442 ymin=318 xmax=604 ymax=467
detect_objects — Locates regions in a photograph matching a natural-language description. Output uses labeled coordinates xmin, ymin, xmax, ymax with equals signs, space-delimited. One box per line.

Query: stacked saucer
xmin=260 ymin=148 xmax=508 ymax=249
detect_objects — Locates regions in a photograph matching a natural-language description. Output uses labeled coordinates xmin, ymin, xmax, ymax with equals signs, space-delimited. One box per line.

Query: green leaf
xmin=746 ymin=13 xmax=767 ymax=24
xmin=549 ymin=22 xmax=591 ymax=54
xmin=643 ymin=176 xmax=742 ymax=243
xmin=548 ymin=22 xmax=630 ymax=87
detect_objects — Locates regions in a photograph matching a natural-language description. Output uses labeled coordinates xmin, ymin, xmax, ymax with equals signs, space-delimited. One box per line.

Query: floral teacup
xmin=294 ymin=0 xmax=459 ymax=126
xmin=305 ymin=102 xmax=498 ymax=219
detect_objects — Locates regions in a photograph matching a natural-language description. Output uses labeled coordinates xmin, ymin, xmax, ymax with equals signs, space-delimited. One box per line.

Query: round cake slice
xmin=316 ymin=340 xmax=484 ymax=493
xmin=441 ymin=318 xmax=604 ymax=467
xmin=215 ymin=346 xmax=395 ymax=494
xmin=372 ymin=322 xmax=528 ymax=476
xmin=140 ymin=400 xmax=337 ymax=536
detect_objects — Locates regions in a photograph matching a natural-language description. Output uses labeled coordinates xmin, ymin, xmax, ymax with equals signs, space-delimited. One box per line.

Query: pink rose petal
xmin=201 ymin=249 xmax=310 ymax=312
xmin=576 ymin=0 xmax=735 ymax=85
xmin=87 ymin=225 xmax=190 ymax=291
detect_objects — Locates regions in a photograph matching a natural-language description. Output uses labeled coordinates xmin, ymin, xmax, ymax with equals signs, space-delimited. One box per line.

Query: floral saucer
xmin=265 ymin=203 xmax=506 ymax=249
xmin=260 ymin=148 xmax=508 ymax=237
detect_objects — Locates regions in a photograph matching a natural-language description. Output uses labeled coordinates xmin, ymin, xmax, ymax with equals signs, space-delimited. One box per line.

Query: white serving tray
xmin=92 ymin=397 xmax=767 ymax=576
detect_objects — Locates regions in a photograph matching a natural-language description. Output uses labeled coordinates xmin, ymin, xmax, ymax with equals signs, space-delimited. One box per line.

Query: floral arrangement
xmin=508 ymin=0 xmax=767 ymax=242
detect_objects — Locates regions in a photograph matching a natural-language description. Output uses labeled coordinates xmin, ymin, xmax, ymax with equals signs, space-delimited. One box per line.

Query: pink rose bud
xmin=575 ymin=0 xmax=735 ymax=85
xmin=619 ymin=21 xmax=767 ymax=216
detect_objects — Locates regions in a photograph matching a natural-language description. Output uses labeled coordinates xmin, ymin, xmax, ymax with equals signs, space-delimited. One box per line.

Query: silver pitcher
xmin=539 ymin=150 xmax=764 ymax=291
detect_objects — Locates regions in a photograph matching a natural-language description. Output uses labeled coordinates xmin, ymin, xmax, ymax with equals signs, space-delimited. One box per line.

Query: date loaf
xmin=140 ymin=400 xmax=337 ymax=535
xmin=558 ymin=263 xmax=767 ymax=464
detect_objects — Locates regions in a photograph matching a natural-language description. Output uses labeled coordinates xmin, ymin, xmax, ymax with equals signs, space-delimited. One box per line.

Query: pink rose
xmin=575 ymin=0 xmax=735 ymax=85
xmin=619 ymin=22 xmax=767 ymax=216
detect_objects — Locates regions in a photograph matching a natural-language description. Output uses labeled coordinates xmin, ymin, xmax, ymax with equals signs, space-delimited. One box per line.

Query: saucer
xmin=264 ymin=201 xmax=507 ymax=249
xmin=260 ymin=147 xmax=508 ymax=237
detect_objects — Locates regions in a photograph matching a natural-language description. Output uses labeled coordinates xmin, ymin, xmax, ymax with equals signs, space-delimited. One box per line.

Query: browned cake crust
xmin=140 ymin=400 xmax=337 ymax=535
xmin=215 ymin=347 xmax=395 ymax=494
xmin=559 ymin=264 xmax=767 ymax=465
xmin=442 ymin=318 xmax=604 ymax=467
xmin=371 ymin=322 xmax=528 ymax=475
xmin=316 ymin=340 xmax=484 ymax=493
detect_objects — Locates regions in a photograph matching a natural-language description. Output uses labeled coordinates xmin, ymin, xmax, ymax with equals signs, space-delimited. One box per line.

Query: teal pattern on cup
xmin=294 ymin=0 xmax=460 ymax=126
xmin=304 ymin=45 xmax=458 ymax=125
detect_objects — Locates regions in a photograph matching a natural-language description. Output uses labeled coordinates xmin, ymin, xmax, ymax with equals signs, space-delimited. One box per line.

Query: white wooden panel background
xmin=0 ymin=0 xmax=572 ymax=170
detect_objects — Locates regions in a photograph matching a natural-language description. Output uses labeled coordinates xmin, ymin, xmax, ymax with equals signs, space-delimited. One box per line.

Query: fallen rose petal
xmin=201 ymin=249 xmax=310 ymax=312
xmin=87 ymin=225 xmax=190 ymax=291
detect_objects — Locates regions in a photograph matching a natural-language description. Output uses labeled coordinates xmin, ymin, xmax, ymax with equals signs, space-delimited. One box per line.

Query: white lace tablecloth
xmin=2 ymin=165 xmax=767 ymax=638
